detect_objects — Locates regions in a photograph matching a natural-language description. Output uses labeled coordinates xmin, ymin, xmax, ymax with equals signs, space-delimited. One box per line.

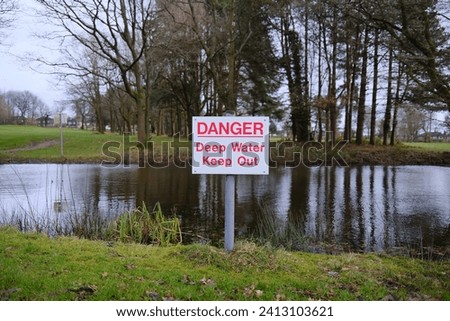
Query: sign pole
xmin=224 ymin=174 xmax=236 ymax=251
xmin=59 ymin=111 xmax=64 ymax=158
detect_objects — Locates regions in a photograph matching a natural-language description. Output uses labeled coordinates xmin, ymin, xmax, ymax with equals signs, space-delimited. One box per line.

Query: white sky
xmin=0 ymin=1 xmax=64 ymax=109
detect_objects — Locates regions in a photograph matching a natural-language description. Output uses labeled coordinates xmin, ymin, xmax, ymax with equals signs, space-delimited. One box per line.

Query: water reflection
xmin=0 ymin=164 xmax=449 ymax=252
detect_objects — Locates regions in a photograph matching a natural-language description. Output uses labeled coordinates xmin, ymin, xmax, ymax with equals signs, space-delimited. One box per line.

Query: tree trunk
xmin=93 ymin=77 xmax=104 ymax=134
xmin=383 ymin=46 xmax=393 ymax=146
xmin=304 ymin=2 xmax=310 ymax=140
xmin=348 ymin=55 xmax=358 ymax=143
xmin=356 ymin=26 xmax=369 ymax=145
xmin=227 ymin=0 xmax=237 ymax=113
xmin=131 ymin=61 xmax=148 ymax=149
xmin=317 ymin=19 xmax=323 ymax=143
xmin=370 ymin=29 xmax=379 ymax=145
xmin=329 ymin=6 xmax=338 ymax=146
xmin=136 ymin=98 xmax=146 ymax=144
xmin=344 ymin=28 xmax=352 ymax=141
xmin=390 ymin=62 xmax=403 ymax=145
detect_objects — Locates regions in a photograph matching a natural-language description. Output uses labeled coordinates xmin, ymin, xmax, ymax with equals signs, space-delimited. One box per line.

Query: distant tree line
xmin=0 ymin=90 xmax=49 ymax=125
xmin=3 ymin=0 xmax=450 ymax=145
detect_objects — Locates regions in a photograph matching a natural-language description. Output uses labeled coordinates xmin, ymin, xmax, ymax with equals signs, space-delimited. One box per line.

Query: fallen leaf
xmin=68 ymin=285 xmax=97 ymax=301
xmin=255 ymin=290 xmax=263 ymax=297
xmin=275 ymin=293 xmax=286 ymax=301
xmin=182 ymin=274 xmax=196 ymax=285
xmin=69 ymin=285 xmax=97 ymax=293
xmin=145 ymin=291 xmax=159 ymax=301
xmin=244 ymin=285 xmax=255 ymax=297
xmin=200 ymin=278 xmax=216 ymax=286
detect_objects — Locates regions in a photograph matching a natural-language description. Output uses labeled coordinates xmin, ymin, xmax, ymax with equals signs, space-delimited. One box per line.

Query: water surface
xmin=0 ymin=164 xmax=449 ymax=253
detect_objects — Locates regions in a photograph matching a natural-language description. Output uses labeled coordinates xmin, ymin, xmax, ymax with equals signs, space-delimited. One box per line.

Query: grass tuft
xmin=106 ymin=202 xmax=182 ymax=246
xmin=251 ymin=203 xmax=307 ymax=250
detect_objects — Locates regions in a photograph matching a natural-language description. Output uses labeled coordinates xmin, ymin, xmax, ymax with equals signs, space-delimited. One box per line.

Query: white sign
xmin=192 ymin=116 xmax=269 ymax=175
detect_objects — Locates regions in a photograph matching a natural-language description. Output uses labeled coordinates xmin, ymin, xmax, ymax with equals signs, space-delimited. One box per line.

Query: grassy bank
xmin=0 ymin=125 xmax=449 ymax=165
xmin=0 ymin=227 xmax=448 ymax=301
xmin=403 ymin=142 xmax=450 ymax=152
xmin=340 ymin=143 xmax=450 ymax=166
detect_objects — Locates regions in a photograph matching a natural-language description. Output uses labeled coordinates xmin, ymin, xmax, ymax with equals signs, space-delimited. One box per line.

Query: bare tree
xmin=0 ymin=92 xmax=12 ymax=123
xmin=35 ymin=0 xmax=156 ymax=147
xmin=444 ymin=114 xmax=450 ymax=128
xmin=399 ymin=106 xmax=426 ymax=141
xmin=0 ymin=0 xmax=16 ymax=40
xmin=4 ymin=90 xmax=46 ymax=124
xmin=70 ymin=98 xmax=89 ymax=130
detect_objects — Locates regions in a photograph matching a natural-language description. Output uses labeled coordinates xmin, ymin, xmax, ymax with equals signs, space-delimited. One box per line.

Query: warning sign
xmin=192 ymin=116 xmax=269 ymax=175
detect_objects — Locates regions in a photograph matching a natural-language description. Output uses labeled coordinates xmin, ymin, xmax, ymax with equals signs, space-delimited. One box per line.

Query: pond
xmin=0 ymin=164 xmax=449 ymax=255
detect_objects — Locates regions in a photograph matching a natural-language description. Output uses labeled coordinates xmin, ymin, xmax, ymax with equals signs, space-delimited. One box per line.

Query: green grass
xmin=0 ymin=125 xmax=58 ymax=150
xmin=0 ymin=227 xmax=448 ymax=300
xmin=0 ymin=125 xmax=181 ymax=163
xmin=0 ymin=125 xmax=124 ymax=162
xmin=403 ymin=142 xmax=450 ymax=152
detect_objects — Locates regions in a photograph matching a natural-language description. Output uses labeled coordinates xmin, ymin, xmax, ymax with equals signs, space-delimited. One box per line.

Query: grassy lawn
xmin=0 ymin=125 xmax=122 ymax=162
xmin=0 ymin=125 xmax=192 ymax=163
xmin=0 ymin=227 xmax=448 ymax=301
xmin=403 ymin=142 xmax=450 ymax=152
xmin=0 ymin=125 xmax=60 ymax=150
xmin=0 ymin=125 xmax=177 ymax=163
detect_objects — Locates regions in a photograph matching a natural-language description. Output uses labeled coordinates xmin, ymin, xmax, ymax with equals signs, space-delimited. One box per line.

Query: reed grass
xmin=106 ymin=202 xmax=182 ymax=246
xmin=251 ymin=203 xmax=306 ymax=250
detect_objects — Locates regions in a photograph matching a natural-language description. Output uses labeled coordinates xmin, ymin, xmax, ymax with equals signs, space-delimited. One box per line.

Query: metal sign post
xmin=224 ymin=174 xmax=236 ymax=251
xmin=59 ymin=112 xmax=64 ymax=158
xmin=224 ymin=111 xmax=236 ymax=252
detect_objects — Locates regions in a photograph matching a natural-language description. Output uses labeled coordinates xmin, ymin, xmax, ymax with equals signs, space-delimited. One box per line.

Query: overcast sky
xmin=0 ymin=1 xmax=64 ymax=109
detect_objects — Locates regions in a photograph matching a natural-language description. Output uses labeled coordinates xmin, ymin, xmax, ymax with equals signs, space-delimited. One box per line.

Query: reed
xmin=251 ymin=203 xmax=306 ymax=250
xmin=107 ymin=202 xmax=182 ymax=246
